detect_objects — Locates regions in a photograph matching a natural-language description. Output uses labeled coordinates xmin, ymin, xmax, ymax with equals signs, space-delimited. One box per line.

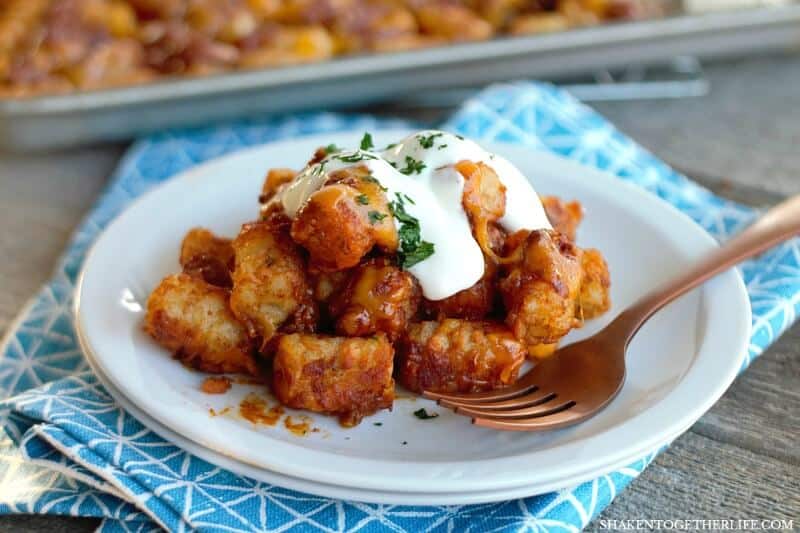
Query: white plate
xmin=80 ymin=337 xmax=698 ymax=505
xmin=75 ymin=129 xmax=751 ymax=498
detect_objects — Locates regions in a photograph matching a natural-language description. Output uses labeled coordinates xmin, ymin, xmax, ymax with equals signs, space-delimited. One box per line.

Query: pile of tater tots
xmin=1 ymin=0 xmax=660 ymax=98
xmin=144 ymin=144 xmax=610 ymax=425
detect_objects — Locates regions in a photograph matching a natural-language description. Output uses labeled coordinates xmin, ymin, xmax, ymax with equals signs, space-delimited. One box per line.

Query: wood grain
xmin=0 ymin=144 xmax=125 ymax=334
xmin=591 ymin=53 xmax=800 ymax=198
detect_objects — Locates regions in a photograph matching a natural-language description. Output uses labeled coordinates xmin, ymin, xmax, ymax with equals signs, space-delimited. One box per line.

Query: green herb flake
xmin=361 ymin=175 xmax=388 ymax=192
xmin=417 ymin=132 xmax=443 ymax=149
xmin=336 ymin=151 xmax=378 ymax=163
xmin=385 ymin=142 xmax=397 ymax=150
xmin=373 ymin=422 xmax=383 ymax=426
xmin=310 ymin=159 xmax=328 ymax=177
xmin=368 ymin=211 xmax=388 ymax=224
xmin=388 ymin=193 xmax=435 ymax=269
xmin=437 ymin=144 xmax=448 ymax=150
xmin=324 ymin=143 xmax=340 ymax=154
xmin=360 ymin=132 xmax=374 ymax=151
xmin=413 ymin=408 xmax=439 ymax=420
xmin=399 ymin=156 xmax=426 ymax=175
xmin=356 ymin=194 xmax=369 ymax=205
xmin=455 ymin=134 xmax=465 ymax=140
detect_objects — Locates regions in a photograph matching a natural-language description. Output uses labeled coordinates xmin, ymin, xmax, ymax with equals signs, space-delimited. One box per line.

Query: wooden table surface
xmin=0 ymin=53 xmax=798 ymax=532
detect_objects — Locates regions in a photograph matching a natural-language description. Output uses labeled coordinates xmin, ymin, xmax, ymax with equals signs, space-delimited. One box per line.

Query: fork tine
xmin=456 ymin=399 xmax=573 ymax=419
xmin=422 ymin=373 xmax=537 ymax=403
xmin=439 ymin=389 xmax=554 ymax=410
xmin=472 ymin=404 xmax=583 ymax=431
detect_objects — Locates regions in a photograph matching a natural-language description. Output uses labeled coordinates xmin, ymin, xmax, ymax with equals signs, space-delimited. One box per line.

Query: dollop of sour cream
xmin=267 ymin=130 xmax=552 ymax=300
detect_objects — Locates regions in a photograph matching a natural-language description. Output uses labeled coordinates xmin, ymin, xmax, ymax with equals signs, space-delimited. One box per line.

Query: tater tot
xmin=290 ymin=165 xmax=397 ymax=271
xmin=542 ymin=196 xmax=583 ymax=242
xmin=397 ymin=319 xmax=526 ymax=393
xmin=279 ymin=299 xmax=320 ymax=334
xmin=258 ymin=168 xmax=296 ymax=204
xmin=509 ymin=13 xmax=570 ymax=35
xmin=272 ymin=333 xmax=395 ymax=425
xmin=457 ymin=160 xmax=506 ymax=224
xmin=577 ymin=248 xmax=611 ymax=320
xmin=425 ymin=257 xmax=498 ymax=320
xmin=329 ymin=257 xmax=420 ymax=340
xmin=415 ymin=4 xmax=493 ymax=41
xmin=499 ymin=229 xmax=583 ymax=345
xmin=238 ymin=25 xmax=334 ymax=69
xmin=230 ymin=220 xmax=314 ymax=345
xmin=144 ymin=273 xmax=258 ymax=375
xmin=179 ymin=227 xmax=234 ymax=288
xmin=310 ymin=267 xmax=351 ymax=303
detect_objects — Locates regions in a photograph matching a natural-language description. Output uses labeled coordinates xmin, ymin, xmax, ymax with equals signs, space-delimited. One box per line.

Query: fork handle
xmin=611 ymin=194 xmax=800 ymax=345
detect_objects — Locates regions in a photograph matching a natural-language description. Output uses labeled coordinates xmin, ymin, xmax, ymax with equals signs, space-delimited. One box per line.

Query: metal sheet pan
xmin=2 ymin=5 xmax=799 ymax=151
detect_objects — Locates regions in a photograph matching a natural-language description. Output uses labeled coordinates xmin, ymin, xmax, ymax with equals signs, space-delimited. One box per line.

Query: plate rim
xmin=74 ymin=129 xmax=751 ymax=494
xmin=78 ymin=323 xmax=695 ymax=505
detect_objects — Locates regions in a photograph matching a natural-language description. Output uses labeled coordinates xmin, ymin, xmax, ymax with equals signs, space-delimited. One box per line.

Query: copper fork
xmin=424 ymin=195 xmax=800 ymax=431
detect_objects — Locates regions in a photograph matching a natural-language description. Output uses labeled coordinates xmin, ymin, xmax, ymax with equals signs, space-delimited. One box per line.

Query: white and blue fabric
xmin=0 ymin=82 xmax=796 ymax=532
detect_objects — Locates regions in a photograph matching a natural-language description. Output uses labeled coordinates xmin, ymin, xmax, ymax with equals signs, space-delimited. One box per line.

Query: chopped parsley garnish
xmin=389 ymin=192 xmax=435 ymax=269
xmin=455 ymin=134 xmax=465 ymax=140
xmin=385 ymin=142 xmax=397 ymax=150
xmin=335 ymin=151 xmax=378 ymax=163
xmin=402 ymin=194 xmax=415 ymax=205
xmin=361 ymin=175 xmax=388 ymax=191
xmin=311 ymin=161 xmax=327 ymax=176
xmin=368 ymin=211 xmax=387 ymax=224
xmin=360 ymin=132 xmax=374 ymax=151
xmin=356 ymin=194 xmax=369 ymax=205
xmin=437 ymin=144 xmax=448 ymax=150
xmin=399 ymin=156 xmax=426 ymax=175
xmin=417 ymin=132 xmax=443 ymax=149
xmin=324 ymin=143 xmax=340 ymax=154
xmin=413 ymin=408 xmax=439 ymax=420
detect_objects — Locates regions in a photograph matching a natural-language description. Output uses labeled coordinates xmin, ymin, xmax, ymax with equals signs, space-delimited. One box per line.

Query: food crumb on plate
xmin=239 ymin=392 xmax=284 ymax=426
xmin=284 ymin=415 xmax=313 ymax=436
xmin=201 ymin=376 xmax=232 ymax=394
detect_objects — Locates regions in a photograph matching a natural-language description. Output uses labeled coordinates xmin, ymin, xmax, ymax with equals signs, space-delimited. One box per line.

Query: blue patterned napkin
xmin=1 ymin=82 xmax=797 ymax=532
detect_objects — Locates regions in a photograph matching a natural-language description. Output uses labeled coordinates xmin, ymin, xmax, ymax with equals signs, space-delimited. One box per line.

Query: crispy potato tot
xmin=415 ymin=4 xmax=493 ymax=41
xmin=456 ymin=160 xmax=512 ymax=263
xmin=180 ymin=227 xmax=234 ymax=288
xmin=280 ymin=299 xmax=320 ymax=334
xmin=272 ymin=333 xmax=395 ymax=426
xmin=291 ymin=165 xmax=397 ymax=271
xmin=144 ymin=273 xmax=258 ymax=375
xmin=230 ymin=220 xmax=315 ymax=345
xmin=397 ymin=319 xmax=526 ymax=393
xmin=425 ymin=258 xmax=497 ymax=320
xmin=457 ymin=160 xmax=506 ymax=224
xmin=331 ymin=3 xmax=419 ymax=53
xmin=499 ymin=229 xmax=583 ymax=345
xmin=509 ymin=13 xmax=570 ymax=35
xmin=238 ymin=25 xmax=334 ymax=68
xmin=577 ymin=248 xmax=611 ymax=319
xmin=542 ymin=196 xmax=583 ymax=242
xmin=329 ymin=257 xmax=420 ymax=340
xmin=259 ymin=168 xmax=296 ymax=204
xmin=310 ymin=267 xmax=351 ymax=303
